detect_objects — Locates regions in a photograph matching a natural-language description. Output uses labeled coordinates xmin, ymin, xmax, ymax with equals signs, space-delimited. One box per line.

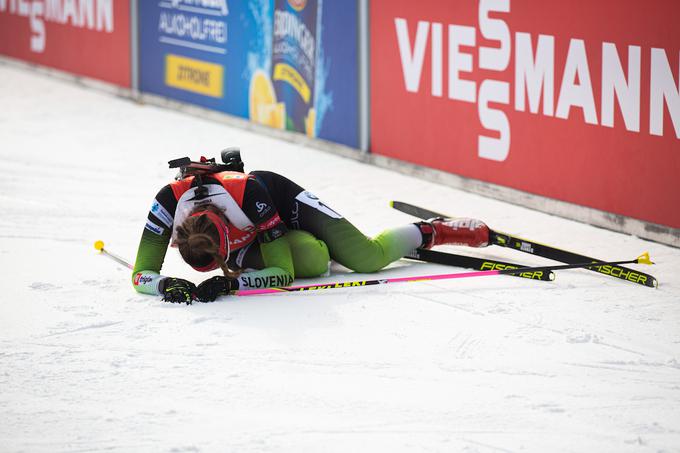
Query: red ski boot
xmin=418 ymin=218 xmax=490 ymax=248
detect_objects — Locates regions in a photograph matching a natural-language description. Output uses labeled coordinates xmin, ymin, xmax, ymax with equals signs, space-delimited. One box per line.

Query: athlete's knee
xmin=285 ymin=230 xmax=330 ymax=278
xmin=334 ymin=239 xmax=388 ymax=274
xmin=344 ymin=255 xmax=385 ymax=274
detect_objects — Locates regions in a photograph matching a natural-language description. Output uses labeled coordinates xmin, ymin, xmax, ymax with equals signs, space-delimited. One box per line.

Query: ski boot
xmin=417 ymin=218 xmax=490 ymax=248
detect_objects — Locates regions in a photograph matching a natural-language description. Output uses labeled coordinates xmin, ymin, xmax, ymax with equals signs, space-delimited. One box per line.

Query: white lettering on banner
xmin=274 ymin=9 xmax=315 ymax=63
xmin=515 ymin=33 xmax=554 ymax=116
xmin=394 ymin=1 xmax=680 ymax=162
xmin=601 ymin=43 xmax=640 ymax=132
xmin=650 ymin=48 xmax=680 ymax=139
xmin=0 ymin=0 xmax=114 ymax=53
xmin=431 ymin=22 xmax=442 ymax=97
xmin=478 ymin=79 xmax=510 ymax=161
xmin=478 ymin=0 xmax=510 ymax=71
xmin=555 ymin=39 xmax=598 ymax=125
xmin=395 ymin=18 xmax=429 ymax=93
xmin=30 ymin=1 xmax=45 ymax=52
xmin=170 ymin=0 xmax=229 ymax=16
xmin=158 ymin=0 xmax=229 ymax=53
xmin=158 ymin=12 xmax=227 ymax=44
xmin=477 ymin=0 xmax=510 ymax=160
xmin=448 ymin=24 xmax=476 ymax=103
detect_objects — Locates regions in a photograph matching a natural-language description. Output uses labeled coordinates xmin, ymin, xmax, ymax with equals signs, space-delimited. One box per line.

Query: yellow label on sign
xmin=165 ymin=54 xmax=223 ymax=98
xmin=273 ymin=62 xmax=311 ymax=103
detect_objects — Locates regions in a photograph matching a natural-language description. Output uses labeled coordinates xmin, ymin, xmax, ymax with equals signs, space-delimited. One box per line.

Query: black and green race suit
xmin=132 ymin=171 xmax=424 ymax=295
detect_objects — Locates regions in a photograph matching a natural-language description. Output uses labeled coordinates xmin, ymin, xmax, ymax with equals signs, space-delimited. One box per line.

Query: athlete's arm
xmin=132 ymin=185 xmax=177 ymax=295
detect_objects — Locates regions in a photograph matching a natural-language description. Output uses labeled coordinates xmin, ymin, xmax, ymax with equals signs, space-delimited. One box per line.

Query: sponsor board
xmin=139 ymin=0 xmax=229 ymax=113
xmin=138 ymin=0 xmax=359 ymax=147
xmin=0 ymin=0 xmax=131 ymax=86
xmin=371 ymin=0 xmax=680 ymax=228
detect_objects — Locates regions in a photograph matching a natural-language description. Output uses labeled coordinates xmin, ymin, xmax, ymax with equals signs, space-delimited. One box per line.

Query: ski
xmin=391 ymin=201 xmax=658 ymax=288
xmin=237 ymin=253 xmax=651 ymax=296
xmin=404 ymin=248 xmax=555 ymax=281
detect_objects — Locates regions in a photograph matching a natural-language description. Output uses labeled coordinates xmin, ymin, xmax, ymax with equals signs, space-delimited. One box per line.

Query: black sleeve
xmin=147 ymin=184 xmax=178 ymax=232
xmin=241 ymin=177 xmax=288 ymax=243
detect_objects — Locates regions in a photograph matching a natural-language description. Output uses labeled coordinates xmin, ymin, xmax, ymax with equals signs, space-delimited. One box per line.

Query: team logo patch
xmin=145 ymin=219 xmax=165 ymax=236
xmin=255 ymin=201 xmax=272 ymax=217
xmin=151 ymin=199 xmax=174 ymax=227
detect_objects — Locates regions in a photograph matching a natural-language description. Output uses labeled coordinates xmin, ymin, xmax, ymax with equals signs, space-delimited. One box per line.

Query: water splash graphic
xmin=244 ymin=0 xmax=273 ymax=83
xmin=313 ymin=0 xmax=332 ymax=136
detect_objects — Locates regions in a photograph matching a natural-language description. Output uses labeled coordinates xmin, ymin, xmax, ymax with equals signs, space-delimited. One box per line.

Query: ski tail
xmin=391 ymin=201 xmax=658 ymax=288
xmin=404 ymin=248 xmax=554 ymax=282
xmin=391 ymin=201 xmax=447 ymax=220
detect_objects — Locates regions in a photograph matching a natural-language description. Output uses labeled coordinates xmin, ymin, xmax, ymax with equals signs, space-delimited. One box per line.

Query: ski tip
xmin=94 ymin=240 xmax=105 ymax=252
xmin=389 ymin=201 xmax=395 ymax=208
xmin=636 ymin=252 xmax=654 ymax=265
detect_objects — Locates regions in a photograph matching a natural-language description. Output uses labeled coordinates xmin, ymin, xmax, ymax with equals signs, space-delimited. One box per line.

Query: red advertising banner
xmin=0 ymin=0 xmax=130 ymax=87
xmin=371 ymin=0 xmax=680 ymax=228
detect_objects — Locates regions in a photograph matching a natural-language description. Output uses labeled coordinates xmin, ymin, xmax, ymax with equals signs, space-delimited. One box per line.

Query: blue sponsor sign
xmin=138 ymin=0 xmax=359 ymax=148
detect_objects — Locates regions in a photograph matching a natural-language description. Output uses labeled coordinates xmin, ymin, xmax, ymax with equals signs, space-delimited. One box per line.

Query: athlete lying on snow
xmin=132 ymin=158 xmax=491 ymax=304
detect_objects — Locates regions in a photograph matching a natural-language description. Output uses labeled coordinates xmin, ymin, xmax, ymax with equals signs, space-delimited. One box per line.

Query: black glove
xmin=159 ymin=277 xmax=196 ymax=305
xmin=195 ymin=276 xmax=235 ymax=302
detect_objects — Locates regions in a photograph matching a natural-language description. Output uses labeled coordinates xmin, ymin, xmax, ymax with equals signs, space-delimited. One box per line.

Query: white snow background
xmin=1 ymin=64 xmax=679 ymax=453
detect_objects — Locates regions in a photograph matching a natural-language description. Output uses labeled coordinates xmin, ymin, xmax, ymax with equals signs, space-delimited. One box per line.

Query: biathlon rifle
xmin=168 ymin=147 xmax=244 ymax=180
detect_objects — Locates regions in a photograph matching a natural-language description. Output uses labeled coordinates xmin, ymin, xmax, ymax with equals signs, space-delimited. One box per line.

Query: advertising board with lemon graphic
xmin=139 ymin=0 xmax=358 ymax=147
xmin=249 ymin=0 xmax=318 ymax=137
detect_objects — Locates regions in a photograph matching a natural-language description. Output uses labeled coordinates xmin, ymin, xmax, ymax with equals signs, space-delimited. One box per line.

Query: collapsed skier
xmin=132 ymin=151 xmax=490 ymax=303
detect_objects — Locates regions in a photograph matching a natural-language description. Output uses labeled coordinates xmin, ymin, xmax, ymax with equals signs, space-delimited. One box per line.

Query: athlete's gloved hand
xmin=159 ymin=277 xmax=196 ymax=304
xmin=195 ymin=276 xmax=235 ymax=302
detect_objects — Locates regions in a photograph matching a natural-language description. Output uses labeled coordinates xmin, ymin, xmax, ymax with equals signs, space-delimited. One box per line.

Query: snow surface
xmin=1 ymin=63 xmax=679 ymax=453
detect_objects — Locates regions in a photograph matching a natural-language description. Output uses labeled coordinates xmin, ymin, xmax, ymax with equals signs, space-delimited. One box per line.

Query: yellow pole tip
xmin=94 ymin=240 xmax=105 ymax=251
xmin=636 ymin=252 xmax=654 ymax=265
xmin=389 ymin=201 xmax=394 ymax=208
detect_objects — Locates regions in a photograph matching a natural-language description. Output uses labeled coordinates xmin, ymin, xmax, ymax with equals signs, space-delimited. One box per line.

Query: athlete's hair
xmin=175 ymin=204 xmax=240 ymax=278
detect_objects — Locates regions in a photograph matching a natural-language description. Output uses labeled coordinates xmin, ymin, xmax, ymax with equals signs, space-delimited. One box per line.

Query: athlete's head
xmin=175 ymin=205 xmax=237 ymax=277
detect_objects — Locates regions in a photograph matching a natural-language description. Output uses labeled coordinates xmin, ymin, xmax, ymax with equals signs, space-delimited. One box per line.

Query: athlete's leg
xmin=284 ymin=230 xmax=330 ymax=277
xmin=291 ymin=191 xmax=423 ymax=273
xmin=227 ymin=230 xmax=330 ymax=278
xmin=250 ymin=171 xmax=424 ymax=273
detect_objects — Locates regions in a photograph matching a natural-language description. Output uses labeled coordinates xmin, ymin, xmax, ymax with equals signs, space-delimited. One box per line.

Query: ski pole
xmin=94 ymin=240 xmax=133 ymax=270
xmin=236 ymin=253 xmax=654 ymax=296
xmin=92 ymin=241 xmax=653 ymax=294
